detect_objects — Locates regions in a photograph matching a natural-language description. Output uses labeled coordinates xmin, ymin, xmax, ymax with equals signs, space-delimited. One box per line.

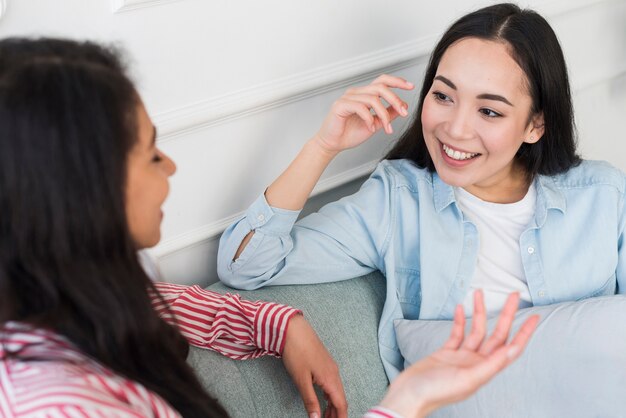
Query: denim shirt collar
xmin=534 ymin=174 xmax=566 ymax=227
xmin=431 ymin=171 xmax=566 ymax=226
xmin=432 ymin=173 xmax=456 ymax=212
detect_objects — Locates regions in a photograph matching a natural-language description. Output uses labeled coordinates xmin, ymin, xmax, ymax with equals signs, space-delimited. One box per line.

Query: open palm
xmin=380 ymin=291 xmax=539 ymax=418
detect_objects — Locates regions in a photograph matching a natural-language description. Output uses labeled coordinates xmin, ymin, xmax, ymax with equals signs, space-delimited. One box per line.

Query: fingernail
xmin=400 ymin=107 xmax=408 ymax=116
xmin=387 ymin=123 xmax=393 ymax=133
xmin=309 ymin=413 xmax=319 ymax=418
xmin=507 ymin=346 xmax=520 ymax=359
xmin=407 ymin=81 xmax=414 ymax=88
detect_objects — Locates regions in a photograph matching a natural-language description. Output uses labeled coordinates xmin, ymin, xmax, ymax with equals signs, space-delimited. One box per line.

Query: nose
xmin=163 ymin=152 xmax=177 ymax=176
xmin=446 ymin=106 xmax=474 ymax=141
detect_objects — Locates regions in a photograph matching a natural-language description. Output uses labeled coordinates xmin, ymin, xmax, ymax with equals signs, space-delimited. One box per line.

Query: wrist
xmin=307 ymin=135 xmax=341 ymax=160
xmin=378 ymin=386 xmax=428 ymax=418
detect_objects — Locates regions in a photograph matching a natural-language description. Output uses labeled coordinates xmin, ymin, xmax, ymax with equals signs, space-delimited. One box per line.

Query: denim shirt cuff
xmin=246 ymin=192 xmax=300 ymax=235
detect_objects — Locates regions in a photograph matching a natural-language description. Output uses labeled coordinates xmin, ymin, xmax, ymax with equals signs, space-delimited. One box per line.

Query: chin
xmin=432 ymin=161 xmax=473 ymax=188
xmin=136 ymin=233 xmax=161 ymax=250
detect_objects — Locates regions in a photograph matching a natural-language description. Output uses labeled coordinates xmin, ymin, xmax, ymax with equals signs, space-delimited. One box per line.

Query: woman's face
xmin=126 ymin=102 xmax=176 ymax=249
xmin=421 ymin=37 xmax=544 ymax=202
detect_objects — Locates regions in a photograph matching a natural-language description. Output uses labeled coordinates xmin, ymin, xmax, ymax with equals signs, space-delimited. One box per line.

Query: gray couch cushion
xmin=187 ymin=271 xmax=388 ymax=418
xmin=395 ymin=295 xmax=626 ymax=418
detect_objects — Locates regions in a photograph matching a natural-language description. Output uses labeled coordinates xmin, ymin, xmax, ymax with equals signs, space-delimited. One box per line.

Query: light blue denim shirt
xmin=218 ymin=159 xmax=626 ymax=379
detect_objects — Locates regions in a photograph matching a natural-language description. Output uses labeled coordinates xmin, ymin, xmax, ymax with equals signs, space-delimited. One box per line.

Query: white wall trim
xmin=111 ymin=0 xmax=185 ymax=14
xmin=152 ymin=159 xmax=380 ymax=257
xmin=154 ymin=36 xmax=438 ymax=143
xmin=153 ymin=0 xmax=611 ymax=143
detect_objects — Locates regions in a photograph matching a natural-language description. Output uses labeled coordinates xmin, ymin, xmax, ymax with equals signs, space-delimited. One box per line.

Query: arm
xmin=260 ymin=74 xmax=413 ymax=213
xmin=218 ymin=161 xmax=398 ymax=289
xmin=152 ymin=281 xmax=299 ymax=358
xmin=152 ymin=282 xmax=348 ymax=418
xmin=220 ymin=75 xmax=414 ymax=283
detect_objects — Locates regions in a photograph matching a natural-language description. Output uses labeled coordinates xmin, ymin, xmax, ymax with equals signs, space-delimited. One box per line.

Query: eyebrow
xmin=434 ymin=75 xmax=514 ymax=107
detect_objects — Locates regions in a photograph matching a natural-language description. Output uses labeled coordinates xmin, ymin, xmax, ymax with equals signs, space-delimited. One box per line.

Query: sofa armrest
xmin=186 ymin=271 xmax=388 ymax=418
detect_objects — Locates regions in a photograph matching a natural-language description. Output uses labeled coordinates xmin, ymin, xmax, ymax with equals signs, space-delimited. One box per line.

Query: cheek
xmin=420 ymin=99 xmax=438 ymax=133
xmin=479 ymin=122 xmax=526 ymax=154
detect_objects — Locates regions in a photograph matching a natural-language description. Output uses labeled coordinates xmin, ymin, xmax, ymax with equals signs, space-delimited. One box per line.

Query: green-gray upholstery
xmin=187 ymin=271 xmax=389 ymax=418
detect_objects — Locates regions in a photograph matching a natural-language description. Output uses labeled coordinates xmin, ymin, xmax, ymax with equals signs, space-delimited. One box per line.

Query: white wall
xmin=0 ymin=0 xmax=624 ymax=285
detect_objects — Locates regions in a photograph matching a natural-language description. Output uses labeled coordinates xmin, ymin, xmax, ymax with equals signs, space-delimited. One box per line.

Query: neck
xmin=463 ymin=163 xmax=531 ymax=203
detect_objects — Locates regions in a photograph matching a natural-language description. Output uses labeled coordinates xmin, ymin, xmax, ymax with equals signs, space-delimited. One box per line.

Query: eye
xmin=152 ymin=151 xmax=163 ymax=163
xmin=432 ymin=91 xmax=452 ymax=103
xmin=479 ymin=108 xmax=502 ymax=118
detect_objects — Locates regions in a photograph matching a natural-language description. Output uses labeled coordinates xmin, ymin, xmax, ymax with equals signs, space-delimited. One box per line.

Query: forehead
xmin=437 ymin=37 xmax=528 ymax=97
xmin=135 ymin=102 xmax=155 ymax=149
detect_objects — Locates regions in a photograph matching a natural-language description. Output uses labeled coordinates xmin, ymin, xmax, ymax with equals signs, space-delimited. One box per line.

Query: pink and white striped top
xmin=0 ymin=282 xmax=397 ymax=417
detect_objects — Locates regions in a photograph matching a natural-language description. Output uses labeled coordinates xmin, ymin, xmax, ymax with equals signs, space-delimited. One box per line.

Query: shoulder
xmin=372 ymin=159 xmax=433 ymax=191
xmin=546 ymin=160 xmax=626 ymax=193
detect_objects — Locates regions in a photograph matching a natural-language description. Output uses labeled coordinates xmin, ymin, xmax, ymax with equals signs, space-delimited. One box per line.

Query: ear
xmin=524 ymin=112 xmax=544 ymax=144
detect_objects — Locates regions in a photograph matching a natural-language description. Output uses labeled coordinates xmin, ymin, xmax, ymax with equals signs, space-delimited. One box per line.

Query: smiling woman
xmin=217 ymin=1 xmax=626 ymax=387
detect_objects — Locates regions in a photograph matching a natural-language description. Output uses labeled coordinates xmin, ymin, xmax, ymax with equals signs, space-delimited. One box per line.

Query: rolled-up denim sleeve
xmin=217 ymin=163 xmax=394 ymax=290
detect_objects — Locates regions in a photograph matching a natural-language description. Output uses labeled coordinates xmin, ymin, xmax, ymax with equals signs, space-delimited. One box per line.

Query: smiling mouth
xmin=442 ymin=143 xmax=481 ymax=161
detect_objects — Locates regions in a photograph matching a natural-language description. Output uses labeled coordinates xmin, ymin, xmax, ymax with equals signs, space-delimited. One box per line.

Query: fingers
xmin=344 ymin=94 xmax=395 ymax=134
xmin=320 ymin=376 xmax=348 ymax=418
xmin=507 ymin=314 xmax=540 ymax=359
xmin=443 ymin=304 xmax=466 ymax=350
xmin=478 ymin=292 xmax=520 ymax=356
xmin=462 ymin=315 xmax=539 ymax=389
xmin=372 ymin=73 xmax=415 ymax=91
xmin=339 ymin=74 xmax=413 ymax=134
xmin=461 ymin=290 xmax=487 ymax=351
xmin=332 ymin=100 xmax=376 ymax=132
xmin=293 ymin=375 xmax=321 ymax=418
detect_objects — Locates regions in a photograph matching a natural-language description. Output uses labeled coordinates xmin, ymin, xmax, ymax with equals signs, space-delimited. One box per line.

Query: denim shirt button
xmin=257 ymin=214 xmax=265 ymax=221
xmin=527 ymin=246 xmax=535 ymax=254
xmin=538 ymin=290 xmax=545 ymax=297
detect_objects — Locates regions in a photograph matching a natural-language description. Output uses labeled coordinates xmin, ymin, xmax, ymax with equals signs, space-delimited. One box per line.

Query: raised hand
xmin=379 ymin=290 xmax=539 ymax=418
xmin=282 ymin=314 xmax=347 ymax=418
xmin=313 ymin=74 xmax=414 ymax=154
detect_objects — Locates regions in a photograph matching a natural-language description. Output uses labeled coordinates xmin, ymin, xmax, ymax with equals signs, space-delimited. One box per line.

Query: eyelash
xmin=152 ymin=152 xmax=163 ymax=163
xmin=433 ymin=91 xmax=451 ymax=103
xmin=431 ymin=91 xmax=503 ymax=118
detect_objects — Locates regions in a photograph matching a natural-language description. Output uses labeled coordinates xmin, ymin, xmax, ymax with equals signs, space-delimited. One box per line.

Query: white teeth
xmin=442 ymin=144 xmax=479 ymax=161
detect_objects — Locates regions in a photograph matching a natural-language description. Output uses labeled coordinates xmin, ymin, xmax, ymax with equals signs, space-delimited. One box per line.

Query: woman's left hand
xmin=282 ymin=314 xmax=347 ymax=418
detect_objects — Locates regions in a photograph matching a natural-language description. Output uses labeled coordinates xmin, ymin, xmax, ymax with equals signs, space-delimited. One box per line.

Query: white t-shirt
xmin=455 ymin=184 xmax=536 ymax=315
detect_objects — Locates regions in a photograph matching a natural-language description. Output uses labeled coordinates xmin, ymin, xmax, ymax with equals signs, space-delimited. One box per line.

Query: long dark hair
xmin=0 ymin=38 xmax=227 ymax=417
xmin=386 ymin=3 xmax=580 ymax=178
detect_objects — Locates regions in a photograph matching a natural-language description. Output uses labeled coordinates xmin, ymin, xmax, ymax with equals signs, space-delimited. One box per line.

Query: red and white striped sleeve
xmin=150 ymin=282 xmax=301 ymax=359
